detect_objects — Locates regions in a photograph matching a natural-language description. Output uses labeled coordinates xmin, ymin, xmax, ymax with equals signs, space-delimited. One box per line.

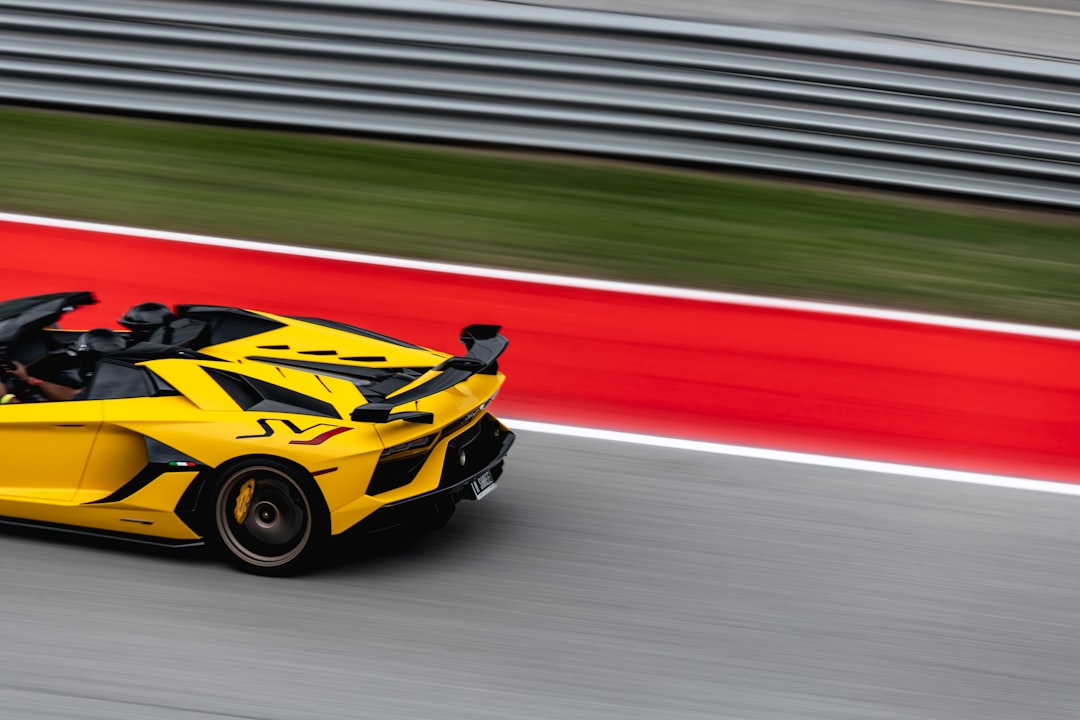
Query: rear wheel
xmin=210 ymin=459 xmax=327 ymax=576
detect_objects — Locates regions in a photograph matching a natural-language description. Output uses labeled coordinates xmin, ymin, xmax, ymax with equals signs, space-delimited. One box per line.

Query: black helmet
xmin=73 ymin=328 xmax=126 ymax=356
xmin=119 ymin=302 xmax=174 ymax=341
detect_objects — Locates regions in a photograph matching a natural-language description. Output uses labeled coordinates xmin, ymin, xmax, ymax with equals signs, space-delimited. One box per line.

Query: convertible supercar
xmin=0 ymin=292 xmax=514 ymax=574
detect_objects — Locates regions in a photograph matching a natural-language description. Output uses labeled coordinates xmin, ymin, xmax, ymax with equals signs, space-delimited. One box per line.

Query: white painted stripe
xmin=936 ymin=0 xmax=1080 ymax=17
xmin=504 ymin=418 xmax=1080 ymax=496
xmin=4 ymin=210 xmax=1080 ymax=342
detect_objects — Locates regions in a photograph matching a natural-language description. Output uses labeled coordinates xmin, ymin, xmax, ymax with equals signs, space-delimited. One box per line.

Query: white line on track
xmin=936 ymin=0 xmax=1080 ymax=17
xmin=506 ymin=418 xmax=1080 ymax=496
xmin=5 ymin=211 xmax=1080 ymax=342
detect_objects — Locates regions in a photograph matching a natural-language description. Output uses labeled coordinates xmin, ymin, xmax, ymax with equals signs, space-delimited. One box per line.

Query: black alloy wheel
xmin=211 ymin=458 xmax=327 ymax=575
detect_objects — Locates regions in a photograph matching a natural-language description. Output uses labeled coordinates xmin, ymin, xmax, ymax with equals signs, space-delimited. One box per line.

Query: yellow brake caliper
xmin=234 ymin=478 xmax=256 ymax=524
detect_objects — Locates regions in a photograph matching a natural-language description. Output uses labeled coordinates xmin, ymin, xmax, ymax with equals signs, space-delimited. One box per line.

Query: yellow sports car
xmin=0 ymin=291 xmax=514 ymax=574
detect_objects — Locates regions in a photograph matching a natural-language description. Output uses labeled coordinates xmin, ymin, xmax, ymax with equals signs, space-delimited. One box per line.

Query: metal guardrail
xmin=2 ymin=0 xmax=1080 ymax=208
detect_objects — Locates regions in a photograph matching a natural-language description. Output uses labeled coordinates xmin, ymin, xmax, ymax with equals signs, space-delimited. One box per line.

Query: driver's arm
xmin=11 ymin=361 xmax=81 ymax=402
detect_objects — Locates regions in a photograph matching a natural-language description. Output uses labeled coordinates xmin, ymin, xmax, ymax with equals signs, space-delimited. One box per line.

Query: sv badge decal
xmin=236 ymin=419 xmax=353 ymax=445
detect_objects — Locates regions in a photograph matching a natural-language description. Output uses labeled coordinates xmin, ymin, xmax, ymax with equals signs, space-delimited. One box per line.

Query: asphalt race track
xmin=2 ymin=430 xmax=1079 ymax=719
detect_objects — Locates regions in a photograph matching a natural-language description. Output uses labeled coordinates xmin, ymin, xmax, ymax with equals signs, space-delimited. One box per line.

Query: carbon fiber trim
xmin=85 ymin=437 xmax=205 ymax=505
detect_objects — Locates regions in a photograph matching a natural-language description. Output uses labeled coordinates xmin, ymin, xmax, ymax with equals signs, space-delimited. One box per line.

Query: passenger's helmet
xmin=118 ymin=302 xmax=174 ymax=341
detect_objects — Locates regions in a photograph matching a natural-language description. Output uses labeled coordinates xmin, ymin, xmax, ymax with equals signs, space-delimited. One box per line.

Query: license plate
xmin=468 ymin=470 xmax=497 ymax=500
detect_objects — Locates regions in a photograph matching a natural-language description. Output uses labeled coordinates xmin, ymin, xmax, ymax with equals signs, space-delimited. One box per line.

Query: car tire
xmin=208 ymin=457 xmax=328 ymax=576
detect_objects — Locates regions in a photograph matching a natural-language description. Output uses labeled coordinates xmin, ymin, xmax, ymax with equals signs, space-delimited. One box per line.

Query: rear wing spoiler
xmin=350 ymin=325 xmax=506 ymax=423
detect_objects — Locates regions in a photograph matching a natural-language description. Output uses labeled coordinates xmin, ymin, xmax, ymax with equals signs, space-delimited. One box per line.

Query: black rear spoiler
xmin=351 ymin=325 xmax=506 ymax=423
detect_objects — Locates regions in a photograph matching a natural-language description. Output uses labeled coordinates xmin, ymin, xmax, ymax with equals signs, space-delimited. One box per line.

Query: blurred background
xmin=512 ymin=0 xmax=1080 ymax=58
xmin=2 ymin=1 xmax=1080 ymax=718
xmin=2 ymin=0 xmax=1080 ymax=323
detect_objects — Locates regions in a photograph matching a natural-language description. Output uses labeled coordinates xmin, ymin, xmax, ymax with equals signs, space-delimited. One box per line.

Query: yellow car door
xmin=0 ymin=399 xmax=103 ymax=502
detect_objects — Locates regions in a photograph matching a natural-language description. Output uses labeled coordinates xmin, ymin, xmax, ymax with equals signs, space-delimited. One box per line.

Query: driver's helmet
xmin=118 ymin=302 xmax=174 ymax=342
xmin=73 ymin=328 xmax=126 ymax=356
xmin=71 ymin=328 xmax=126 ymax=383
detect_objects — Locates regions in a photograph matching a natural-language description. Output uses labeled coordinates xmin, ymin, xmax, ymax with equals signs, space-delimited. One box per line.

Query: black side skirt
xmin=0 ymin=515 xmax=204 ymax=548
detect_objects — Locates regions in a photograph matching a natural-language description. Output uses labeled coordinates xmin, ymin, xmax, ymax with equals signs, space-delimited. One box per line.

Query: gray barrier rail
xmin=2 ymin=0 xmax=1080 ymax=208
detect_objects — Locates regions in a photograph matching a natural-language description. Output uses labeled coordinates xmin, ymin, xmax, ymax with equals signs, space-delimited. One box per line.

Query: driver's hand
xmin=11 ymin=361 xmax=30 ymax=383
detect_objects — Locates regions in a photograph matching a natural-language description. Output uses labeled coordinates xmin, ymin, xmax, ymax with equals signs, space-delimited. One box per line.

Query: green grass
xmin=2 ymin=105 xmax=1079 ymax=326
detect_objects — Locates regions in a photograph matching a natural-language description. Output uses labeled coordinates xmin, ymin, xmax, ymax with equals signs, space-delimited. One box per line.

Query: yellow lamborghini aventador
xmin=0 ymin=291 xmax=514 ymax=575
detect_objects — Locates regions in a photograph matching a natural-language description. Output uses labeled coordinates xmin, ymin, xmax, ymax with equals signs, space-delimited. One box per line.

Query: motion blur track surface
xmin=2 ymin=432 xmax=1080 ymax=719
xmin=4 ymin=215 xmax=1080 ymax=483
